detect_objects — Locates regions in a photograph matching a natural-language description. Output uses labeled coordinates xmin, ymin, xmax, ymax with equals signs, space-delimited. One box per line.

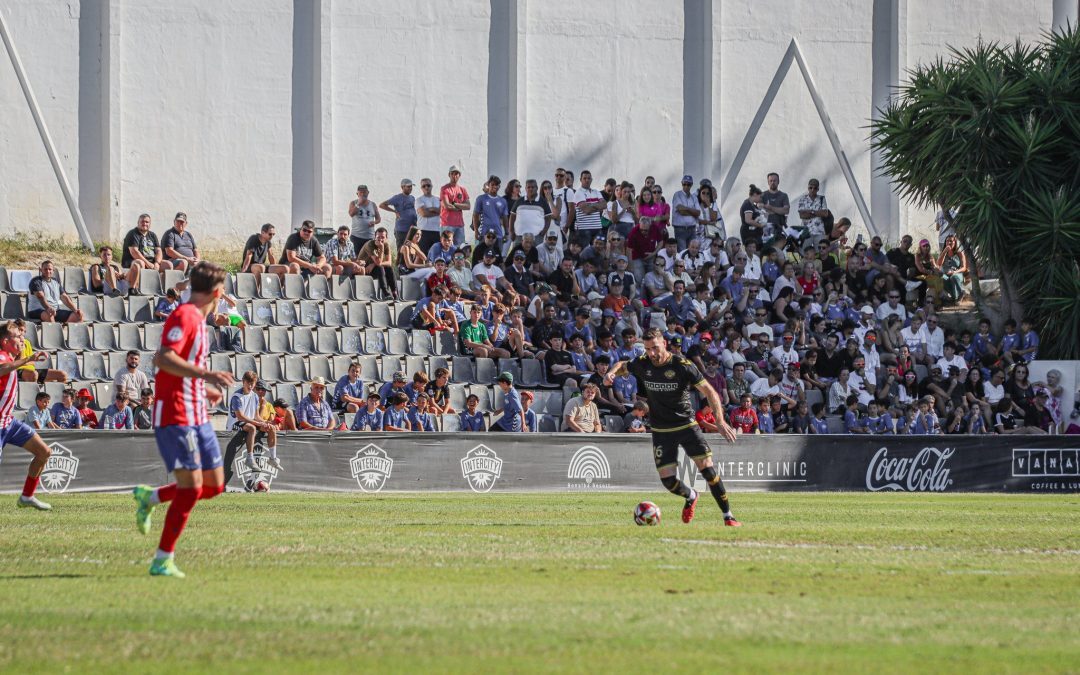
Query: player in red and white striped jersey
xmin=132 ymin=262 xmax=235 ymax=578
xmin=0 ymin=320 xmax=56 ymax=510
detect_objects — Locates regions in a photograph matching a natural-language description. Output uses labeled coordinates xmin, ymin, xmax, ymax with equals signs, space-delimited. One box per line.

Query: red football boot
xmin=681 ymin=491 xmax=699 ymax=524
xmin=724 ymin=516 xmax=742 ymax=527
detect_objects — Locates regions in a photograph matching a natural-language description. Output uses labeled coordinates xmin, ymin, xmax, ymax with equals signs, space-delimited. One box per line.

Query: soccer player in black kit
xmin=607 ymin=328 xmax=742 ymax=526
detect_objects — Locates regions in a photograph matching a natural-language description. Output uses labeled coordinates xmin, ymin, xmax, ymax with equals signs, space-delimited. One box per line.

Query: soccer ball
xmin=634 ymin=501 xmax=661 ymax=526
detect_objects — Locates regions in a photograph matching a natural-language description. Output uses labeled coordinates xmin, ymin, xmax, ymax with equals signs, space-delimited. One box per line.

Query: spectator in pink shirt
xmin=440 ymin=165 xmax=471 ymax=247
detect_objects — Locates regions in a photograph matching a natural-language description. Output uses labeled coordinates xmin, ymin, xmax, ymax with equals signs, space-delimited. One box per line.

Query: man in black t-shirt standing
xmin=607 ymin=327 xmax=742 ymax=527
xmin=240 ymin=223 xmax=297 ymax=282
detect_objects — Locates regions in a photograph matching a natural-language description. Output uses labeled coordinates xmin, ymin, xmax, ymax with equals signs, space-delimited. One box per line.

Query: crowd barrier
xmin=2 ymin=432 xmax=1077 ymax=494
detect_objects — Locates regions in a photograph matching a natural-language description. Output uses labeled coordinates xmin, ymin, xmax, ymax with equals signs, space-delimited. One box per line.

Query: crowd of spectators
xmin=12 ymin=164 xmax=1068 ymax=436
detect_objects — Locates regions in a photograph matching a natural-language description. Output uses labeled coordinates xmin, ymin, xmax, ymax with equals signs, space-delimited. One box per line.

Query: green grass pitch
xmin=0 ymin=492 xmax=1076 ymax=673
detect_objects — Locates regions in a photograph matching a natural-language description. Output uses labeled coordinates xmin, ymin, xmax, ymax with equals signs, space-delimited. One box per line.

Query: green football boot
xmin=132 ymin=485 xmax=155 ymax=535
xmin=149 ymin=557 xmax=185 ymax=578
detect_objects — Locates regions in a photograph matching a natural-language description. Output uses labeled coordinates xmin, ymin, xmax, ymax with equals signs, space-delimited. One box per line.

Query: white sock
xmin=724 ymin=511 xmax=734 ymax=519
xmin=154 ymin=549 xmax=173 ymax=561
xmin=246 ymin=453 xmax=257 ymax=467
xmin=268 ymin=446 xmax=278 ymax=459
xmin=149 ymin=490 xmax=162 ymax=506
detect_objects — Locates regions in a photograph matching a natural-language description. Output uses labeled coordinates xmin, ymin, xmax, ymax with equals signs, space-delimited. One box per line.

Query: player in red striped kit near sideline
xmin=0 ymin=320 xmax=55 ymax=510
xmin=132 ymin=262 xmax=235 ymax=578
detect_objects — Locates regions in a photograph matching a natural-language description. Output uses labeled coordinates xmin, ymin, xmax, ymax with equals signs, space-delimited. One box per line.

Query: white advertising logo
xmin=39 ymin=442 xmax=79 ymax=493
xmin=866 ymin=446 xmax=954 ymax=492
xmin=567 ymin=445 xmax=611 ymax=489
xmin=461 ymin=445 xmax=502 ymax=493
xmin=350 ymin=444 xmax=393 ymax=493
xmin=233 ymin=444 xmax=280 ymax=489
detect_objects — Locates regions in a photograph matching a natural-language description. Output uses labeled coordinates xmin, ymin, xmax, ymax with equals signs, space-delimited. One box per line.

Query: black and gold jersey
xmin=627 ymin=354 xmax=706 ymax=432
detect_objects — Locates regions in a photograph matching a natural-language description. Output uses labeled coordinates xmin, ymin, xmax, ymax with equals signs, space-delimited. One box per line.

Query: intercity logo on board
xmin=350 ymin=444 xmax=393 ymax=493
xmin=233 ymin=444 xmax=280 ymax=490
xmin=461 ymin=445 xmax=502 ymax=492
xmin=567 ymin=445 xmax=612 ymax=489
xmin=39 ymin=442 xmax=79 ymax=493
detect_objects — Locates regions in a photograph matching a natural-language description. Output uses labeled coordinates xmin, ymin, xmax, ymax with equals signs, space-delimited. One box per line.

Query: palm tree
xmin=871 ymin=28 xmax=1080 ymax=359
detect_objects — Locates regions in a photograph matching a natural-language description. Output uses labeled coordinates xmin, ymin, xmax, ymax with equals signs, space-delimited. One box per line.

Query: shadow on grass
xmin=0 ymin=573 xmax=93 ymax=580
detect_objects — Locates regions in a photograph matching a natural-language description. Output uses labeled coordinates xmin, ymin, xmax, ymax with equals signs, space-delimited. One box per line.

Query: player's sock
xmin=700 ymin=466 xmax=733 ymax=517
xmin=151 ymin=483 xmax=177 ymax=505
xmin=245 ymin=452 xmax=258 ymax=469
xmin=660 ymin=475 xmax=693 ymax=499
xmin=21 ymin=475 xmax=39 ymax=499
xmin=199 ymin=484 xmax=224 ymax=500
xmin=156 ymin=487 xmax=199 ymax=556
xmin=154 ymin=549 xmax=173 ymax=561
xmin=267 ymin=446 xmax=278 ymax=459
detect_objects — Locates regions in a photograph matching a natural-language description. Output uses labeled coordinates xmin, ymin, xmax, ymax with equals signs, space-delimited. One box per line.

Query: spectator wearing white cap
xmin=380 ymin=178 xmax=417 ymax=249
xmin=296 ymin=377 xmax=336 ymax=431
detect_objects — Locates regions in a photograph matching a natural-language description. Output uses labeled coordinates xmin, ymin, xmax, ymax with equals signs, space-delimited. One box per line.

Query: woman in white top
xmin=900 ymin=315 xmax=931 ymax=365
xmin=828 ymin=368 xmax=853 ymax=413
xmin=606 ymin=183 xmax=638 ymax=239
xmin=695 ymin=185 xmax=724 ymax=243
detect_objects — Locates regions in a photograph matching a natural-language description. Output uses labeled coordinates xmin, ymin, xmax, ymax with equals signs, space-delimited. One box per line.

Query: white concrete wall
xmin=0 ymin=0 xmax=1061 ymax=246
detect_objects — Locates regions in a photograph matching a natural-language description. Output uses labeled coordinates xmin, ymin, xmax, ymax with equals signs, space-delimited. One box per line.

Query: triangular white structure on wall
xmin=719 ymin=38 xmax=879 ymax=237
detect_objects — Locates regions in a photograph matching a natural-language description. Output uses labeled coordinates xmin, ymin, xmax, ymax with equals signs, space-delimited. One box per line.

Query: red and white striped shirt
xmin=153 ymin=303 xmax=209 ymax=427
xmin=0 ymin=351 xmax=17 ymax=429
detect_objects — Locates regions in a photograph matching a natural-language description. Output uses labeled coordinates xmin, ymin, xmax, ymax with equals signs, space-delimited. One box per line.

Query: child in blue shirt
xmin=408 ymin=393 xmax=437 ymax=432
xmin=756 ymin=398 xmax=775 ymax=434
xmin=382 ymin=393 xmax=412 ymax=431
xmin=154 ymin=288 xmax=180 ymax=321
xmin=999 ymin=319 xmax=1021 ymax=365
xmin=843 ymin=394 xmax=868 ymax=434
xmin=458 ymin=394 xmax=486 ymax=431
xmin=351 ymin=394 xmax=385 ymax=431
xmin=809 ymin=402 xmax=829 ymax=434
xmin=1019 ymin=317 xmax=1039 ymax=363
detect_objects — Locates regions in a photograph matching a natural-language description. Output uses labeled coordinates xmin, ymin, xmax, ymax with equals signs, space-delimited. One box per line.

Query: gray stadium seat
xmin=345 ymin=301 xmax=368 ymax=327
xmin=404 ymin=355 xmax=427 ymax=378
xmin=233 ymin=353 xmax=257 ymax=379
xmin=315 ymin=327 xmax=339 ymax=354
xmin=8 ymin=270 xmax=31 ymax=293
xmin=826 ymin=416 xmax=846 ymax=434
xmin=297 ymin=300 xmax=320 ymax=326
xmin=0 ymin=266 xmax=8 ymax=292
xmin=81 ymin=351 xmax=108 ymax=380
xmin=210 ymin=353 xmax=233 ymax=375
xmin=249 ymin=299 xmax=275 ymax=326
xmin=354 ymin=276 xmax=376 ymax=301
xmin=410 ymin=331 xmax=434 ymax=356
xmin=292 ymin=327 xmax=316 ymax=354
xmin=17 ymin=381 xmax=39 ymax=410
xmin=440 ymin=414 xmax=461 ymax=432
xmin=282 ymin=274 xmax=304 ymax=300
xmin=329 ymin=275 xmax=354 ymax=301
xmin=363 ymin=328 xmax=387 ymax=355
xmin=434 ymin=331 xmax=458 ymax=356
xmin=138 ymin=272 xmax=163 ymax=297
xmin=63 ymin=267 xmax=87 ymax=295
xmin=400 ymin=277 xmax=423 ymax=302
xmin=274 ymin=299 xmax=299 ymax=326
xmin=105 ymin=351 xmax=127 ymax=378
xmin=394 ymin=302 xmax=415 ymax=328
xmin=127 ymin=297 xmax=154 ymax=323
xmin=309 ymin=357 xmax=332 ymax=383
xmin=275 ymin=383 xmax=300 ymax=409
xmin=65 ymin=323 xmax=91 ymax=350
xmin=448 ymin=383 xmax=469 ymax=411
xmin=259 ymin=274 xmax=283 ymax=299
xmin=451 ymin=357 xmax=475 ymax=384
xmin=0 ymin=293 xmax=24 ymax=320
xmin=330 ymin=354 xmax=353 ymax=377
xmin=519 ymin=358 xmax=544 ymax=388
xmin=543 ymin=390 xmax=564 ymax=416
xmin=369 ymin=302 xmax=392 ymax=328
xmin=259 ymin=355 xmax=284 ymax=383
xmin=380 ymin=357 xmax=404 ymax=382
xmin=144 ymin=323 xmax=163 ymax=350
xmin=470 ymin=385 xmax=493 ymax=411
xmin=354 ymin=355 xmax=380 ymax=383
xmin=306 ymin=275 xmax=329 ymax=300
xmin=163 ymin=270 xmax=186 ymax=292
xmin=118 ymin=323 xmax=143 ymax=351
xmin=78 ymin=295 xmax=102 ymax=323
xmin=497 ymin=358 xmax=521 ymax=384
xmin=321 ymin=301 xmax=345 ymax=327
xmin=242 ymin=326 xmax=266 ymax=353
xmin=385 ymin=328 xmax=409 ymax=355
xmin=43 ymin=381 xmax=66 ymax=402
xmin=537 ymin=414 xmax=558 ymax=432
xmin=284 ymin=355 xmax=308 ymax=382
xmin=493 ymin=385 xmax=505 ymax=410
xmin=22 ymin=321 xmax=39 ymax=349
xmin=102 ymin=294 xmax=126 ymax=322
xmin=233 ymin=273 xmax=258 ymax=299
xmin=267 ymin=327 xmax=292 ymax=354
xmin=603 ymin=415 xmax=625 ymax=433
xmin=91 ymin=324 xmax=117 ymax=351
xmin=56 ymin=351 xmax=81 ymax=380
xmin=474 ymin=358 xmax=497 ymax=384
xmin=427 ymin=356 xmax=449 ymax=379
xmin=805 ymin=388 xmax=824 ymax=409
xmin=39 ymin=323 xmax=64 ymax=350
xmin=137 ymin=351 xmax=156 ymax=379
xmin=340 ymin=327 xmax=364 ymax=354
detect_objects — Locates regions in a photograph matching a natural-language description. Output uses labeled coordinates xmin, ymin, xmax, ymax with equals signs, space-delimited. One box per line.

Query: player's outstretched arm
xmin=604 ymin=360 xmax=627 ymax=387
xmin=0 ymin=350 xmax=46 ymax=377
xmin=695 ymin=380 xmax=737 ymax=444
xmin=154 ymin=347 xmax=235 ymax=389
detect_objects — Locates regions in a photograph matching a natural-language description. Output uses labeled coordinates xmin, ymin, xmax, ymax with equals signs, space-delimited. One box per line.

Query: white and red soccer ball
xmin=634 ymin=501 xmax=661 ymax=526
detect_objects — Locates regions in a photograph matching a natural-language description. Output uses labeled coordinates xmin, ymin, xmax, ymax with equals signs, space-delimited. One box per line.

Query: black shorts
xmin=27 ymin=308 xmax=73 ymax=322
xmin=651 ymin=424 xmax=712 ymax=470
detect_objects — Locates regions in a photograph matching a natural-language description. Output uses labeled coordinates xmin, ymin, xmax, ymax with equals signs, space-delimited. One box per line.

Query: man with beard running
xmin=606 ymin=327 xmax=742 ymax=526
